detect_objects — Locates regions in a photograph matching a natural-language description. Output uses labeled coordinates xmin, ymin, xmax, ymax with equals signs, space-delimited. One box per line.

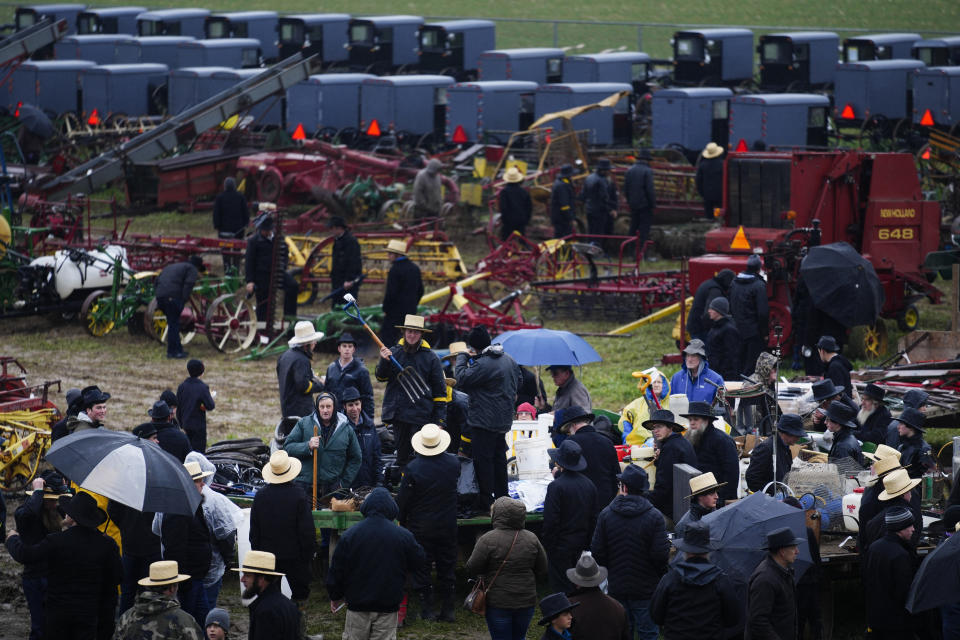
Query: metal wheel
xmin=378 ymin=199 xmax=408 ymax=223
xmin=897 ymin=304 xmax=920 ymax=332
xmin=144 ymin=298 xmax=197 ymax=346
xmin=205 ymin=293 xmax=258 ymax=353
xmin=861 ymin=320 xmax=889 ymax=360
xmin=290 ymin=267 xmax=318 ymax=306
xmin=80 ymin=290 xmax=115 ymax=337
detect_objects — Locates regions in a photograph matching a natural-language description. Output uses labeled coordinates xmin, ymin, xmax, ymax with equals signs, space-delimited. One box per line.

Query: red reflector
xmin=921 ymin=148 xmax=931 ymax=160
xmin=366 ymin=119 xmax=381 ymax=137
xmin=840 ymin=104 xmax=855 ymax=119
xmin=920 ymin=109 xmax=934 ymax=126
xmin=451 ymin=125 xmax=468 ymax=144
xmin=87 ymin=109 xmax=101 ymax=126
xmin=14 ymin=101 xmax=22 ymax=118
xmin=735 ymin=139 xmax=748 ymax=152
xmin=292 ymin=123 xmax=306 ymax=140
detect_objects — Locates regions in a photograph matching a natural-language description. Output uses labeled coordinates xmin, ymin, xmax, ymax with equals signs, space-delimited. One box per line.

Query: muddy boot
xmin=438 ymin=595 xmax=456 ymax=623
xmin=418 ymin=587 xmax=437 ymax=621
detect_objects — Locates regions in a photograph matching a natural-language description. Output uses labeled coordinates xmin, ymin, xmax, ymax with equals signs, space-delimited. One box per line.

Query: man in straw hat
xmin=651 ymin=521 xmax=740 ymax=639
xmin=745 ymin=414 xmax=805 ymax=493
xmin=277 ymin=320 xmax=324 ymax=420
xmin=250 ymin=451 xmax=316 ymax=604
xmin=858 ymin=383 xmax=892 ymax=445
xmin=824 ymin=400 xmax=864 ymax=466
xmin=13 ymin=471 xmax=72 ymax=640
xmin=675 ymin=472 xmax=726 ymax=537
xmin=328 ymin=488 xmax=425 ymax=638
xmin=695 ymin=142 xmax=724 ymax=219
xmin=380 ymin=238 xmax=423 ymax=347
xmin=160 ymin=461 xmax=216 ymax=627
xmin=538 ymin=592 xmax=581 ymax=640
xmin=646 ymin=409 xmax=698 ymax=519
xmin=376 ymin=314 xmax=446 ymax=467
xmin=567 ymin=552 xmax=629 ymax=640
xmin=113 ymin=560 xmax=203 ymax=639
xmin=6 ymin=491 xmax=122 ymax=639
xmin=328 ymin=215 xmax=362 ymax=307
xmin=543 ymin=440 xmax=598 ymax=593
xmin=863 ymin=506 xmax=921 ymax=639
xmin=680 ymin=402 xmax=738 ymax=503
xmin=397 ymin=424 xmax=460 ymax=622
xmin=591 ymin=464 xmax=668 ymax=640
xmin=745 ymin=527 xmax=804 ymax=640
xmin=624 ymin=149 xmax=657 ymax=247
xmin=550 ymin=164 xmax=577 ymax=239
xmin=858 ymin=446 xmax=905 ymax=536
xmin=498 ymin=165 xmax=532 ymax=240
xmin=244 ymin=213 xmax=299 ymax=322
xmin=895 ymin=407 xmax=935 ymax=479
xmin=861 ymin=468 xmax=923 ymax=553
xmin=233 ymin=550 xmax=301 ymax=640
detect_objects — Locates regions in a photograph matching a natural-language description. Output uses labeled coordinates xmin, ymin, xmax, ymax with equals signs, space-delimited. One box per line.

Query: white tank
xmin=842 ymin=486 xmax=865 ymax=532
xmin=30 ymin=245 xmax=130 ymax=300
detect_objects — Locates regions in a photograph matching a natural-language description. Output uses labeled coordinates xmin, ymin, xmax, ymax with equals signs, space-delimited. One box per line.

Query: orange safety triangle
xmin=730 ymin=226 xmax=751 ymax=250
xmin=292 ymin=123 xmax=306 ymax=140
xmin=87 ymin=109 xmax=101 ymax=126
xmin=840 ymin=104 xmax=855 ymax=119
xmin=735 ymin=139 xmax=748 ymax=152
xmin=921 ymin=148 xmax=931 ymax=160
xmin=366 ymin=119 xmax=381 ymax=136
xmin=451 ymin=125 xmax=468 ymax=144
xmin=920 ymin=109 xmax=934 ymax=126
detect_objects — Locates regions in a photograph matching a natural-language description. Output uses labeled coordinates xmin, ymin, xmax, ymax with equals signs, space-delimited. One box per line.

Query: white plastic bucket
xmin=514 ymin=436 xmax=554 ymax=479
xmin=842 ymin=487 xmax=864 ymax=532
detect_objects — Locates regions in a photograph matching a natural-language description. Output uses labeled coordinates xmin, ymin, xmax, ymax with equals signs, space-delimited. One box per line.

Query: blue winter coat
xmin=670 ymin=359 xmax=725 ymax=404
xmin=349 ymin=413 xmax=383 ymax=488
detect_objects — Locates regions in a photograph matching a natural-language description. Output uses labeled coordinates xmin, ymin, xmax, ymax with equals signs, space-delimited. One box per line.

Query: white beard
xmin=857 ymin=407 xmax=874 ymax=425
xmin=685 ymin=427 xmax=704 ymax=446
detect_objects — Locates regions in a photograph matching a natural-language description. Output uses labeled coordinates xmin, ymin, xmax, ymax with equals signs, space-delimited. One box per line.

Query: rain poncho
xmin=619 ymin=371 xmax=670 ymax=446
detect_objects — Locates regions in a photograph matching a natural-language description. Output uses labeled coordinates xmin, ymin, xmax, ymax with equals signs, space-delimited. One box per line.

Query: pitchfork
xmin=341 ymin=293 xmax=429 ymax=404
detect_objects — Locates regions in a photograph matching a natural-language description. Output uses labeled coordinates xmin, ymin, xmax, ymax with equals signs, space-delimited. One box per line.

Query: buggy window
xmin=631 ymin=62 xmax=648 ymax=82
xmin=712 ymin=100 xmax=729 ymax=119
xmin=77 ymin=14 xmax=99 ymax=34
xmin=808 ymin=106 xmax=826 ymax=127
xmin=762 ymin=40 xmax=790 ymax=64
xmin=206 ymin=19 xmax=229 ymax=38
xmin=675 ymin=36 xmax=703 ymax=59
xmin=279 ymin=22 xmax=303 ymax=43
xmin=350 ymin=23 xmax=372 ymax=44
xmin=15 ymin=10 xmax=37 ymax=30
xmin=420 ymin=27 xmax=442 ymax=49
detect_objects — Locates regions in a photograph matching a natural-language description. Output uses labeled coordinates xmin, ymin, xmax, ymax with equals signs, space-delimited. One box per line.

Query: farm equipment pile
xmin=0 ymin=357 xmax=60 ymax=491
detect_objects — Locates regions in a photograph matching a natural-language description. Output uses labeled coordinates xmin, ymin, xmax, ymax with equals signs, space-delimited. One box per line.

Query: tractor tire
xmin=897 ymin=304 xmax=920 ymax=332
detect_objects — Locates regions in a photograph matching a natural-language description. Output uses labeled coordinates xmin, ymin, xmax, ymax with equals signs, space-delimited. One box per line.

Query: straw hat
xmin=687 ymin=471 xmax=727 ymax=499
xmin=394 ymin=314 xmax=431 ymax=332
xmin=261 ymin=450 xmax=302 ymax=484
xmin=288 ymin=320 xmax=324 ymax=347
xmin=385 ymin=239 xmax=408 ymax=255
xmin=503 ymin=166 xmax=524 ymax=183
xmin=232 ymin=550 xmax=284 ymax=576
xmin=878 ymin=468 xmax=921 ymax=501
xmin=702 ymin=142 xmax=724 ymax=159
xmin=184 ymin=461 xmax=214 ymax=481
xmin=411 ymin=423 xmax=450 ymax=456
xmin=872 ymin=455 xmax=905 ymax=479
xmin=138 ymin=560 xmax=191 ymax=587
xmin=863 ymin=444 xmax=902 ymax=463
xmin=441 ymin=341 xmax=468 ymax=361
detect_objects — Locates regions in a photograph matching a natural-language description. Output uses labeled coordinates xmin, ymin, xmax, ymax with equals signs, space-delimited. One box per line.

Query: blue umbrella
xmin=492 ymin=328 xmax=602 ymax=367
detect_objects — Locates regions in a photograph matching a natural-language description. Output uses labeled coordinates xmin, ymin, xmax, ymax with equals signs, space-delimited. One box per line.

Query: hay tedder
xmin=0 ymin=357 xmax=60 ymax=491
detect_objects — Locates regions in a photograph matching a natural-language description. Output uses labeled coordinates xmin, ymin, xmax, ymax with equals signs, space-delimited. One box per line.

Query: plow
xmin=0 ymin=357 xmax=59 ymax=491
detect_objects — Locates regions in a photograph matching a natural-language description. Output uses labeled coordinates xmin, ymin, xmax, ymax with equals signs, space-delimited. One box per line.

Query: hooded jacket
xmin=670 ymin=358 xmax=724 ymax=404
xmin=376 ymin=338 xmax=447 ymax=426
xmin=650 ymin=557 xmax=740 ymax=639
xmin=465 ymin=497 xmax=547 ymax=609
xmin=113 ymin=590 xmax=203 ymax=640
xmin=413 ymin=159 xmax=443 ymax=215
xmin=327 ymin=488 xmax=425 ymax=612
xmin=706 ymin=316 xmax=741 ymax=381
xmin=824 ymin=353 xmax=853 ymax=397
xmin=455 ymin=344 xmax=522 ymax=433
xmin=729 ymin=272 xmax=769 ymax=339
xmin=619 ymin=374 xmax=670 ymax=446
xmin=688 ymin=271 xmax=735 ymax=339
xmin=66 ymin=412 xmax=100 ymax=434
xmin=591 ymin=493 xmax=669 ymax=600
xmin=285 ymin=409 xmax=362 ymax=488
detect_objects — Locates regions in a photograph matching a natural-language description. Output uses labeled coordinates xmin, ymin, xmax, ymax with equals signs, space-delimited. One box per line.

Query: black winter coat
xmin=650 ymin=557 xmax=740 ymax=639
xmin=248 ymin=579 xmax=300 ymax=640
xmin=250 ymin=482 xmax=316 ymax=562
xmin=674 ymin=502 xmax=713 ymax=538
xmin=857 ymin=482 xmax=885 ymax=539
xmin=706 ymin=317 xmax=741 ymax=380
xmin=591 ymin=494 xmax=669 ymax=600
xmin=160 ymin=504 xmax=212 ymax=580
xmin=582 ymin=171 xmax=617 ymax=226
xmin=212 ymin=188 xmax=249 ymax=235
xmin=695 ymin=156 xmax=724 ymax=203
xmin=623 ymin=161 xmax=656 ymax=211
xmin=569 ymin=587 xmax=630 ymax=640
xmin=155 ymin=262 xmax=198 ymax=301
xmin=860 ymin=498 xmax=923 ymax=552
xmin=688 ymin=276 xmax=728 ymax=339
xmin=745 ymin=554 xmax=796 ymax=640
xmin=745 ymin=435 xmax=794 ymax=492
xmin=569 ymin=425 xmax=621 ymax=509
xmin=152 ymin=421 xmax=191 ymax=462
xmin=277 ymin=346 xmax=317 ymax=419
xmin=828 ymin=427 xmax=863 ymax=466
xmin=325 ymin=357 xmax=375 ymax=419
xmin=498 ymin=183 xmax=533 ymax=238
xmin=176 ymin=376 xmax=215 ymax=440
xmin=107 ymin=500 xmax=160 ymax=558
xmin=455 ymin=345 xmax=521 ymax=433
xmin=899 ymin=432 xmax=934 ymax=479
xmin=542 ymin=470 xmax=598 ymax=574
xmin=349 ymin=413 xmax=383 ymax=487
xmin=550 ymin=177 xmax=576 ymax=235
xmin=517 ymin=366 xmax=547 ymax=408
xmin=859 ymin=404 xmax=893 ymax=445
xmin=245 ymin=232 xmax=277 ymax=289
xmin=650 ymin=432 xmax=699 ymax=517
xmin=692 ymin=424 xmax=740 ymax=502
xmin=327 ymin=489 xmax=424 ymax=612
xmin=729 ymin=273 xmax=769 ymax=339
xmin=330 ymin=230 xmax=362 ymax=290
xmin=6 ymin=525 xmax=121 ymax=632
xmin=376 ymin=340 xmax=446 ymax=426
xmin=397 ymin=452 xmax=460 ymax=532
xmin=381 ymin=257 xmax=423 ymax=328
xmin=864 ymin=533 xmax=918 ymax=633
xmin=824 ymin=354 xmax=853 ymax=397
xmin=13 ymin=491 xmax=58 ymax=578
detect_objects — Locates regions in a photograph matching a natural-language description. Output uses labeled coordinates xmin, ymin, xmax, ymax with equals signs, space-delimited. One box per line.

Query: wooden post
xmin=953 ymin=264 xmax=960 ymax=333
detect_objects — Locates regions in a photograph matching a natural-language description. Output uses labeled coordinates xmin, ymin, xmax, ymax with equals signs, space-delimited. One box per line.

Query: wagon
xmin=445 ymin=80 xmax=538 ymax=144
xmin=478 ymin=48 xmax=565 ymax=84
xmin=671 ymin=28 xmax=753 ymax=86
xmin=9 ymin=59 xmax=95 ymax=115
xmin=176 ymin=38 xmax=261 ymax=69
xmin=359 ymin=75 xmax=455 ymax=147
xmin=76 ymin=6 xmax=144 ymax=35
xmin=347 ymin=15 xmax=425 ymax=73
xmin=15 ymin=3 xmax=85 ymax=35
xmin=80 ymin=63 xmax=169 ymax=120
xmin=136 ymin=8 xmax=210 ymax=39
xmin=285 ymin=73 xmax=376 ymax=140
xmin=563 ymin=51 xmax=653 ymax=96
xmin=729 ymin=93 xmax=831 ymax=150
xmin=209 ymin=69 xmax=284 ymax=127
xmin=534 ymin=83 xmax=633 ymax=146
xmin=843 ymin=33 xmax=921 ymax=62
xmin=54 ymin=33 xmax=133 ymax=64
xmin=651 ymin=87 xmax=732 ymax=156
xmin=912 ymin=35 xmax=960 ymax=67
xmin=277 ymin=14 xmax=350 ymax=66
xmin=168 ymin=66 xmax=233 ymax=115
xmin=757 ymin=31 xmax=839 ymax=90
xmin=833 ymin=59 xmax=925 ymax=146
xmin=116 ymin=35 xmax=195 ymax=68
xmin=205 ymin=11 xmax=278 ymax=62
xmin=913 ymin=66 xmax=960 ymax=131
xmin=417 ymin=19 xmax=496 ymax=80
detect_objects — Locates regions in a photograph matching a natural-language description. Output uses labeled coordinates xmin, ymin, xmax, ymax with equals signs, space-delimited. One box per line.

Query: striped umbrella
xmin=46 ymin=429 xmax=201 ymax=515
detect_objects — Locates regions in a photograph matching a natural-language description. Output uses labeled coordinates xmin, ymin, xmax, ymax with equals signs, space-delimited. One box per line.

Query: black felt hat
xmin=816 ymin=335 xmax=840 ymax=353
xmin=895 ymin=407 xmax=926 ymax=433
xmin=60 ymin=492 xmax=107 ymax=528
xmin=547 ymin=440 xmax=587 ymax=472
xmin=341 ymin=387 xmax=361 ymax=403
xmin=825 ymin=401 xmax=857 ymax=429
xmin=776 ymin=413 xmax=807 ymax=438
xmin=538 ymin=593 xmax=580 ymax=625
xmin=80 ymin=385 xmax=110 ymax=409
xmin=810 ymin=380 xmax=842 ymax=403
xmin=147 ymin=401 xmax=171 ymax=420
xmin=763 ymin=526 xmax=804 ymax=550
xmin=642 ymin=408 xmax=685 ymax=431
xmin=616 ymin=464 xmax=649 ymax=493
xmin=862 ymin=383 xmax=885 ymax=401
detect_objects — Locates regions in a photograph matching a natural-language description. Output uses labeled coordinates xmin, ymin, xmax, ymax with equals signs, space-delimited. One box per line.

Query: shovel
xmin=341 ymin=293 xmax=429 ymax=404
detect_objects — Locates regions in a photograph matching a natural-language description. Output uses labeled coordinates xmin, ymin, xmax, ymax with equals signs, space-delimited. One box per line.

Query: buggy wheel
xmin=205 ymin=293 xmax=258 ymax=353
xmin=290 ymin=267 xmax=318 ymax=306
xmin=80 ymin=290 xmax=115 ymax=337
xmin=861 ymin=321 xmax=889 ymax=360
xmin=897 ymin=304 xmax=920 ymax=332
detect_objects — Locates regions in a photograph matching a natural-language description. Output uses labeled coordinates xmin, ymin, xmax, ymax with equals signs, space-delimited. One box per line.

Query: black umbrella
xmin=799 ymin=242 xmax=885 ymax=328
xmin=17 ymin=103 xmax=55 ymax=139
xmin=46 ymin=429 xmax=201 ymax=515
xmin=906 ymin=533 xmax=960 ymax=613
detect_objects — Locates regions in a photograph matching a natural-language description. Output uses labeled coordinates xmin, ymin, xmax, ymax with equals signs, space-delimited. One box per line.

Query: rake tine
xmin=404 ymin=367 xmax=430 ymax=396
xmin=396 ymin=373 xmax=422 ymax=404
